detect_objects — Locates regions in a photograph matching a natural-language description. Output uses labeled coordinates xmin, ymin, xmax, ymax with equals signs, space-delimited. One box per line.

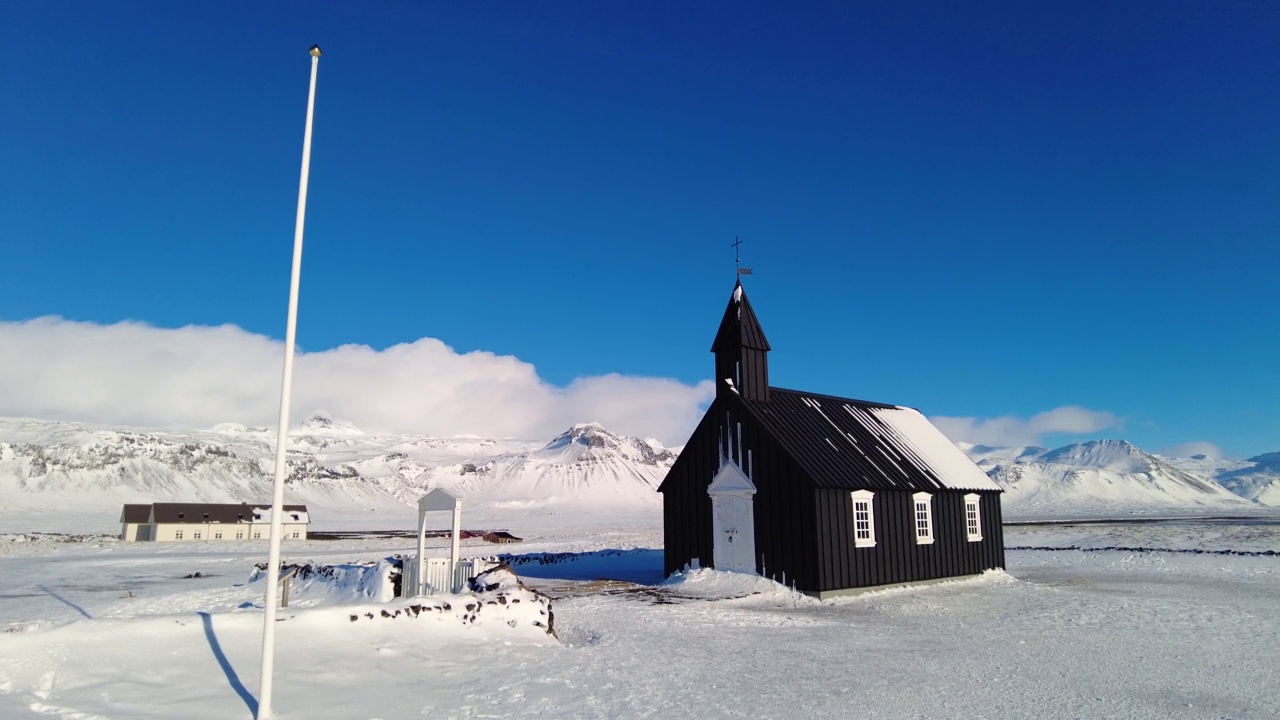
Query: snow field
xmin=1 ymin=522 xmax=1278 ymax=718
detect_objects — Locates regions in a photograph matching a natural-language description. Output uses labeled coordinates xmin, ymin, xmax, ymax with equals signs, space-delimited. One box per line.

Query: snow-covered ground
xmin=2 ymin=517 xmax=1278 ymax=719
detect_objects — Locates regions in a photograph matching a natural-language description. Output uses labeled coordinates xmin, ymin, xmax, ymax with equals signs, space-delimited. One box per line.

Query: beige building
xmin=119 ymin=503 xmax=310 ymax=542
xmin=120 ymin=504 xmax=153 ymax=541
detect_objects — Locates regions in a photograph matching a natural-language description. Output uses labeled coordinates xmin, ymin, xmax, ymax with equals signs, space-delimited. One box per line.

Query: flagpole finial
xmin=309 ymin=45 xmax=322 ymax=58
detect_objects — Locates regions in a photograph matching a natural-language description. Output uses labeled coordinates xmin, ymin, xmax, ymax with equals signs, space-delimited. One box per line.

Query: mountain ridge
xmin=1 ymin=415 xmax=1276 ymax=525
xmin=0 ymin=415 xmax=673 ymax=518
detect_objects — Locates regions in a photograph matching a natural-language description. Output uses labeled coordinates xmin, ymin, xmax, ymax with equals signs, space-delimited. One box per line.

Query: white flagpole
xmin=258 ymin=44 xmax=322 ymax=720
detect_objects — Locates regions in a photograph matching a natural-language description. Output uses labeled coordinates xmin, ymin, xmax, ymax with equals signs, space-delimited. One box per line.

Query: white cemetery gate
xmin=402 ymin=488 xmax=499 ymax=597
xmin=400 ymin=556 xmax=498 ymax=596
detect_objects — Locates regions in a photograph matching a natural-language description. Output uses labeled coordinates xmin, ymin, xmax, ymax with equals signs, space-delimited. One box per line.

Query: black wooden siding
xmin=715 ymin=346 xmax=770 ymax=403
xmin=741 ymin=407 xmax=817 ymax=591
xmin=660 ymin=397 xmax=819 ymax=589
xmin=710 ymin=282 xmax=771 ymax=353
xmin=813 ymin=488 xmax=1005 ymax=591
xmin=660 ymin=406 xmax=718 ymax=579
xmin=661 ymin=394 xmax=1006 ymax=593
xmin=710 ymin=281 xmax=772 ymax=402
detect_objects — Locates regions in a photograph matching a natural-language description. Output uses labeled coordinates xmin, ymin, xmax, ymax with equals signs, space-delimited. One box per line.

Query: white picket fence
xmin=400 ymin=556 xmax=499 ymax=597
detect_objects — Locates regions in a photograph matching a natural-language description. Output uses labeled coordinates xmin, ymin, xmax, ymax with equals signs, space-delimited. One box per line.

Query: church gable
xmin=707 ymin=460 xmax=756 ymax=496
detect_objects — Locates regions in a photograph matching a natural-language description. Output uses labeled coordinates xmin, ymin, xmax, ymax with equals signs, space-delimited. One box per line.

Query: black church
xmin=658 ymin=281 xmax=1005 ymax=598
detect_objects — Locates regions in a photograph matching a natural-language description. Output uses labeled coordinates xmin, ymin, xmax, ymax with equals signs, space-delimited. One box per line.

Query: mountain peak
xmin=542 ymin=422 xmax=618 ymax=452
xmin=1247 ymin=452 xmax=1280 ymax=467
xmin=1086 ymin=439 xmax=1138 ymax=450
xmin=298 ymin=412 xmax=363 ymax=436
xmin=1045 ymin=439 xmax=1140 ymax=455
xmin=1038 ymin=439 xmax=1154 ymax=473
xmin=536 ymin=422 xmax=675 ymax=467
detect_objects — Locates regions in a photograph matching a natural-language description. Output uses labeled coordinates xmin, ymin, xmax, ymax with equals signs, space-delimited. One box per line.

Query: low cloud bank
xmin=0 ymin=317 xmax=713 ymax=445
xmin=1158 ymin=441 xmax=1226 ymax=460
xmin=930 ymin=406 xmax=1121 ymax=448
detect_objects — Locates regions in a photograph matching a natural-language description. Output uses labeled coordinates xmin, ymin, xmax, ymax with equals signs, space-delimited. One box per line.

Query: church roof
xmin=736 ymin=388 xmax=1001 ymax=493
xmin=710 ymin=280 xmax=771 ymax=353
xmin=148 ymin=503 xmax=310 ymax=524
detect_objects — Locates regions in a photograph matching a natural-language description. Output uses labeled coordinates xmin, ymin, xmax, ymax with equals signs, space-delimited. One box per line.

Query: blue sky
xmin=2 ymin=2 xmax=1278 ymax=456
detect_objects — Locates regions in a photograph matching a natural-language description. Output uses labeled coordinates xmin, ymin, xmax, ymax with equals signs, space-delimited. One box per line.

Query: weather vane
xmin=733 ymin=236 xmax=753 ymax=277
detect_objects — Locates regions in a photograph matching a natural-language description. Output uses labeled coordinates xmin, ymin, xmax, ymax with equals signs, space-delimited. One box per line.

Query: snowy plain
xmin=3 ymin=414 xmax=1279 ymax=718
xmin=2 ymin=511 xmax=1278 ymax=719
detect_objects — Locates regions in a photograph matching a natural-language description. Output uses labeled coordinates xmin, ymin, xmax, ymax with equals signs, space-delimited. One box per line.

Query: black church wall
xmin=660 ymin=406 xmax=719 ymax=578
xmin=736 ymin=406 xmax=817 ymax=591
xmin=660 ymin=397 xmax=820 ymax=590
xmin=813 ymin=488 xmax=1006 ymax=592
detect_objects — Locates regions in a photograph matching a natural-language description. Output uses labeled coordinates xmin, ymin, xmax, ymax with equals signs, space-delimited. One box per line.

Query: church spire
xmin=711 ymin=280 xmax=771 ymax=401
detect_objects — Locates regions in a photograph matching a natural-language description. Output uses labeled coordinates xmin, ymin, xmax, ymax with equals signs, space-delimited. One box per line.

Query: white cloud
xmin=930 ymin=406 xmax=1120 ymax=448
xmin=0 ymin=317 xmax=714 ymax=445
xmin=1158 ymin=441 xmax=1226 ymax=459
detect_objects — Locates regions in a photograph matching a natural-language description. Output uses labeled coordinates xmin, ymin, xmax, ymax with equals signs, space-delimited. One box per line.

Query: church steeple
xmin=711 ymin=280 xmax=771 ymax=401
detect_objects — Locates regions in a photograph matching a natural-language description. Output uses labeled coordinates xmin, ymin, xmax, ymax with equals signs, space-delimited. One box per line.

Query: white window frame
xmin=851 ymin=490 xmax=876 ymax=548
xmin=964 ymin=493 xmax=983 ymax=542
xmin=175 ymin=529 xmax=184 ymax=540
xmin=912 ymin=492 xmax=934 ymax=545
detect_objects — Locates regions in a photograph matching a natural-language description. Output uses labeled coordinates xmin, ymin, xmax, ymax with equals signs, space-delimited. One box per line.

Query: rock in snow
xmin=468 ymin=564 xmax=556 ymax=637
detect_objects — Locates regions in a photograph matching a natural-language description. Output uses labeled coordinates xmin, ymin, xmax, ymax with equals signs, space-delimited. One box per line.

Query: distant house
xmin=120 ymin=504 xmax=153 ymax=541
xmin=658 ymin=281 xmax=1005 ymax=598
xmin=118 ymin=503 xmax=310 ymax=542
xmin=482 ymin=531 xmax=523 ymax=544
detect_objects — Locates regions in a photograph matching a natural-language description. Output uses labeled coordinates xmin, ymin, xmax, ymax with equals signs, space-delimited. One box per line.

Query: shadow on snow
xmin=37 ymin=585 xmax=92 ymax=619
xmin=498 ymin=548 xmax=666 ymax=584
xmin=198 ymin=611 xmax=258 ymax=718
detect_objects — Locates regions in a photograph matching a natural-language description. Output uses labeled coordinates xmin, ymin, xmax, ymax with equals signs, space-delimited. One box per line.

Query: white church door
xmin=708 ymin=460 xmax=757 ymax=574
xmin=712 ymin=494 xmax=757 ymax=572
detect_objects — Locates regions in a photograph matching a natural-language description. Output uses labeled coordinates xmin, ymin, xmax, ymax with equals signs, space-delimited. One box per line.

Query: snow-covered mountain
xmin=957 ymin=442 xmax=1049 ymax=470
xmin=4 ymin=412 xmax=1275 ymax=526
xmin=353 ymin=422 xmax=675 ymax=509
xmin=0 ymin=415 xmax=675 ymax=522
xmin=973 ymin=439 xmax=1257 ymax=516
xmin=1164 ymin=451 xmax=1280 ymax=507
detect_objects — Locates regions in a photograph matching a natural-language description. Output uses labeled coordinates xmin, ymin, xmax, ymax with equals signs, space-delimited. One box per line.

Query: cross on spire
xmin=732 ymin=236 xmax=753 ymax=277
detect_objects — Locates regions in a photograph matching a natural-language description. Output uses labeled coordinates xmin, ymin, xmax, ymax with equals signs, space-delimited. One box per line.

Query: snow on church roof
xmin=740 ymin=388 xmax=1001 ymax=492
xmin=865 ymin=405 xmax=1002 ymax=492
